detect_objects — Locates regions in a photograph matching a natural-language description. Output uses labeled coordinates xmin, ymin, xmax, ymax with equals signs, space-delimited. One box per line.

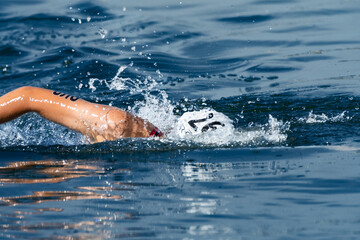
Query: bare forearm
xmin=0 ymin=86 xmax=89 ymax=131
xmin=22 ymin=87 xmax=109 ymax=136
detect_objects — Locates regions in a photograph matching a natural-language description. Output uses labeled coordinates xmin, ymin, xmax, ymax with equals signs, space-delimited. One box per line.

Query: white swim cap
xmin=175 ymin=109 xmax=233 ymax=138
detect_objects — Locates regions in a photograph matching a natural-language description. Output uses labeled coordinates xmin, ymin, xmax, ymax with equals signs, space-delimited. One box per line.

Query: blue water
xmin=1 ymin=0 xmax=360 ymax=239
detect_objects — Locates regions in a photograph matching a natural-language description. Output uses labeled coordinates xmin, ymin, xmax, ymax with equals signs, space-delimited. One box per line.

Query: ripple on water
xmin=181 ymin=40 xmax=302 ymax=58
xmin=71 ymin=2 xmax=116 ymax=20
xmin=246 ymin=64 xmax=299 ymax=73
xmin=128 ymin=53 xmax=248 ymax=74
xmin=0 ymin=45 xmax=29 ymax=59
xmin=217 ymin=14 xmax=275 ymax=24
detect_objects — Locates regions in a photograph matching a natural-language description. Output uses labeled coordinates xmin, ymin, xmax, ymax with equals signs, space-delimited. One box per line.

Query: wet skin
xmin=0 ymin=86 xmax=160 ymax=143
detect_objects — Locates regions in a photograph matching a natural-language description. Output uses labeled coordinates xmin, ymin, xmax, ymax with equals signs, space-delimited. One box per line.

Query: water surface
xmin=1 ymin=0 xmax=360 ymax=239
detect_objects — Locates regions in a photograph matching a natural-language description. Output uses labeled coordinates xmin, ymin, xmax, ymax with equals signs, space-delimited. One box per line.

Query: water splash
xmin=239 ymin=115 xmax=290 ymax=145
xmin=83 ymin=66 xmax=291 ymax=148
xmin=86 ymin=65 xmax=176 ymax=134
xmin=132 ymin=91 xmax=177 ymax=135
xmin=0 ymin=66 xmax=290 ymax=149
xmin=88 ymin=65 xmax=130 ymax=92
xmin=87 ymin=64 xmax=158 ymax=94
xmin=299 ymin=110 xmax=351 ymax=124
xmin=0 ymin=114 xmax=84 ymax=147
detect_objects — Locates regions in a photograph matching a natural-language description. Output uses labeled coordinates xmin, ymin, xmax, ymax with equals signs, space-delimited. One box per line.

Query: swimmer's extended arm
xmin=0 ymin=86 xmax=157 ymax=142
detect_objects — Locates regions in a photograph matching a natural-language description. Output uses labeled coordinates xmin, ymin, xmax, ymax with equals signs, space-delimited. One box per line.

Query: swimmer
xmin=0 ymin=86 xmax=163 ymax=143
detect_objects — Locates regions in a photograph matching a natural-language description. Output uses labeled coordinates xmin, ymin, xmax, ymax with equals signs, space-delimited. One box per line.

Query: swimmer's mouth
xmin=149 ymin=127 xmax=163 ymax=137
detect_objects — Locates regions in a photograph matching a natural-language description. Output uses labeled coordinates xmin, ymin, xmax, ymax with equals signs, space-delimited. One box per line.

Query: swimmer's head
xmin=175 ymin=109 xmax=233 ymax=138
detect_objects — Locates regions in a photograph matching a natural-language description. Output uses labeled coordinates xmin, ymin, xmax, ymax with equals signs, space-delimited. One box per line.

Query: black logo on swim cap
xmin=188 ymin=112 xmax=224 ymax=132
xmin=201 ymin=121 xmax=225 ymax=132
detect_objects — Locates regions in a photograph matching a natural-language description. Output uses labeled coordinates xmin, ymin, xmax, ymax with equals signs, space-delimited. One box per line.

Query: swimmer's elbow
xmin=15 ymin=86 xmax=34 ymax=100
xmin=16 ymin=86 xmax=35 ymax=94
xmin=15 ymin=86 xmax=34 ymax=109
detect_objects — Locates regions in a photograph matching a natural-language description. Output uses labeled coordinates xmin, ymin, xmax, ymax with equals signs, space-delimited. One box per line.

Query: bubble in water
xmin=98 ymin=28 xmax=108 ymax=39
